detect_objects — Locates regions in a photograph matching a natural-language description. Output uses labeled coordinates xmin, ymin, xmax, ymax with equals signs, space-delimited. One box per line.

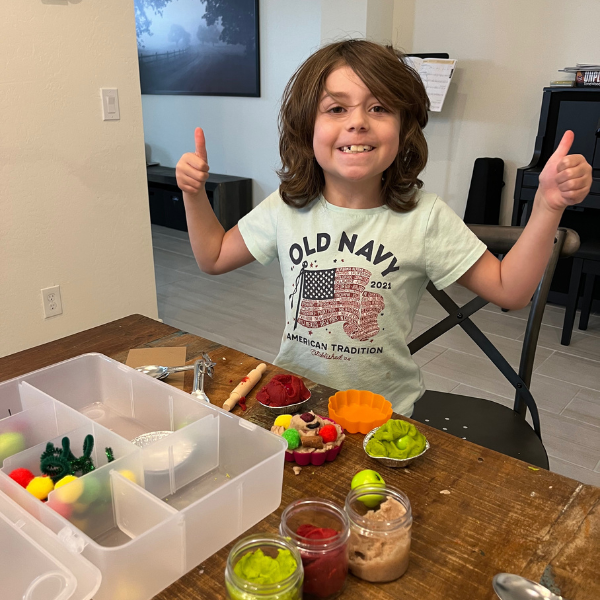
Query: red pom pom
xmin=10 ymin=468 xmax=35 ymax=488
xmin=319 ymin=424 xmax=337 ymax=444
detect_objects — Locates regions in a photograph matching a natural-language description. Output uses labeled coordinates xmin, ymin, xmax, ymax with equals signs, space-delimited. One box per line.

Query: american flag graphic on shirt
xmin=293 ymin=267 xmax=384 ymax=341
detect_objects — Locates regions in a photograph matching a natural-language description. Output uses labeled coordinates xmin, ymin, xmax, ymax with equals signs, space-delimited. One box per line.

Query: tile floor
xmin=152 ymin=225 xmax=600 ymax=486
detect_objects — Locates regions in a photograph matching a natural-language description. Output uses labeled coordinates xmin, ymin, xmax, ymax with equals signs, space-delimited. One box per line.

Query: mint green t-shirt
xmin=238 ymin=189 xmax=486 ymax=416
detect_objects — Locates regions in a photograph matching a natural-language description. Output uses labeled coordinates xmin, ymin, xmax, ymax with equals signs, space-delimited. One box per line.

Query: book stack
xmin=559 ymin=64 xmax=600 ymax=87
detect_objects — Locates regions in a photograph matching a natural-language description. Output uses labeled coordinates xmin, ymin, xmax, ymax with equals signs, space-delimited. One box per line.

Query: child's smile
xmin=313 ymin=65 xmax=400 ymax=205
xmin=339 ymin=145 xmax=374 ymax=153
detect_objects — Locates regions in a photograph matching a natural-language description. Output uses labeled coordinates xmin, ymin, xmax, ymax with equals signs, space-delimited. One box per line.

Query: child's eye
xmin=371 ymin=105 xmax=388 ymax=113
xmin=327 ymin=106 xmax=345 ymax=114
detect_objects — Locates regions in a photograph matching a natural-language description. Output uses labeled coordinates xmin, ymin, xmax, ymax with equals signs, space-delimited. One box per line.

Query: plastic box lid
xmin=0 ymin=489 xmax=100 ymax=600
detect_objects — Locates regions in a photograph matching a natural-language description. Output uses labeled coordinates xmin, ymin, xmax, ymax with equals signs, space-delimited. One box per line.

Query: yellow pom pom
xmin=54 ymin=475 xmax=84 ymax=504
xmin=274 ymin=415 xmax=293 ymax=429
xmin=119 ymin=470 xmax=136 ymax=484
xmin=26 ymin=476 xmax=54 ymax=500
xmin=55 ymin=475 xmax=77 ymax=489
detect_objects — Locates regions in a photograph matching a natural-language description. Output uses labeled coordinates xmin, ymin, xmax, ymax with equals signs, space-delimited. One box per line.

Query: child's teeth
xmin=343 ymin=145 xmax=371 ymax=152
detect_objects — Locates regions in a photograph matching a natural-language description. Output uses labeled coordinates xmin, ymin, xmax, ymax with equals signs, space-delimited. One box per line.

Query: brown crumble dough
xmin=348 ymin=497 xmax=410 ymax=582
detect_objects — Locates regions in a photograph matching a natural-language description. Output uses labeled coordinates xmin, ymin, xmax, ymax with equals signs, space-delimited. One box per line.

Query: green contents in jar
xmin=366 ymin=420 xmax=426 ymax=459
xmin=234 ymin=548 xmax=298 ymax=585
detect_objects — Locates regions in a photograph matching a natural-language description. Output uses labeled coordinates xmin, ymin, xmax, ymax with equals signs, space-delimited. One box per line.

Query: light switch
xmin=101 ymin=88 xmax=120 ymax=121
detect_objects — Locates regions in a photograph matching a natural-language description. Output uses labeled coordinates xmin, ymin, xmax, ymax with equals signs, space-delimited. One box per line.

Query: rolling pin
xmin=222 ymin=363 xmax=267 ymax=411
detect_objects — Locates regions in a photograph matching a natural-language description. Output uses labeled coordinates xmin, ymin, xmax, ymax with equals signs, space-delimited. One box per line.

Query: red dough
xmin=9 ymin=468 xmax=35 ymax=488
xmin=257 ymin=375 xmax=310 ymax=407
xmin=295 ymin=524 xmax=346 ymax=598
xmin=296 ymin=524 xmax=339 ymax=541
xmin=319 ymin=424 xmax=337 ymax=444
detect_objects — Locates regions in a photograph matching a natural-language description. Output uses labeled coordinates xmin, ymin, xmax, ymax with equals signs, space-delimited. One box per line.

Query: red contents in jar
xmin=296 ymin=524 xmax=346 ymax=599
xmin=257 ymin=375 xmax=310 ymax=407
xmin=297 ymin=524 xmax=338 ymax=539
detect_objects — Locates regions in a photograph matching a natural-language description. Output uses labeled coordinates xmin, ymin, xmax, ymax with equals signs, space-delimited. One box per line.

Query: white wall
xmin=393 ymin=0 xmax=600 ymax=221
xmin=321 ymin=0 xmax=394 ymax=44
xmin=1 ymin=1 xmax=158 ymax=357
xmin=142 ymin=0 xmax=323 ymax=205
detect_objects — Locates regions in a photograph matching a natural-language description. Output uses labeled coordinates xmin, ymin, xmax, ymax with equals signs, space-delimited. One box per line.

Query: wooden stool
xmin=561 ymin=240 xmax=600 ymax=346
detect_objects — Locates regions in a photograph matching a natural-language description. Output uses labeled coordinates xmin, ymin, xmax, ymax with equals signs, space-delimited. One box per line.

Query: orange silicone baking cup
xmin=328 ymin=390 xmax=393 ymax=434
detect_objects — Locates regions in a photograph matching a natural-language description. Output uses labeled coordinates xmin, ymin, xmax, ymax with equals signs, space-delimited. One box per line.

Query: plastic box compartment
xmin=0 ymin=353 xmax=286 ymax=600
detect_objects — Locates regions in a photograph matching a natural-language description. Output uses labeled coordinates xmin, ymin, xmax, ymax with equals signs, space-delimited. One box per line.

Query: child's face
xmin=313 ymin=65 xmax=400 ymax=189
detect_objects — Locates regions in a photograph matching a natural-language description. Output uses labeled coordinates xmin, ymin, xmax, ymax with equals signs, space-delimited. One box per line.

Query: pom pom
xmin=9 ymin=468 xmax=35 ymax=488
xmin=54 ymin=475 xmax=84 ymax=504
xmin=0 ymin=432 xmax=26 ymax=463
xmin=274 ymin=415 xmax=293 ymax=429
xmin=319 ymin=424 xmax=337 ymax=444
xmin=55 ymin=474 xmax=78 ymax=489
xmin=50 ymin=499 xmax=73 ymax=519
xmin=119 ymin=470 xmax=137 ymax=484
xmin=26 ymin=475 xmax=54 ymax=500
xmin=282 ymin=428 xmax=301 ymax=450
xmin=78 ymin=477 xmax=102 ymax=504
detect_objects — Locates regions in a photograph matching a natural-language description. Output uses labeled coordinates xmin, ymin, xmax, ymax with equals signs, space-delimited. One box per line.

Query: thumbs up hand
xmin=538 ymin=130 xmax=592 ymax=212
xmin=176 ymin=127 xmax=210 ymax=196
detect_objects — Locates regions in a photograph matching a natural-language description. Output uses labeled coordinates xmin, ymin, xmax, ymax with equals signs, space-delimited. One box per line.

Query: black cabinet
xmin=147 ymin=165 xmax=253 ymax=232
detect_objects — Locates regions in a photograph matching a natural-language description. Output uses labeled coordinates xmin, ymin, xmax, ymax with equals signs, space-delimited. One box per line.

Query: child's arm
xmin=458 ymin=131 xmax=593 ymax=310
xmin=176 ymin=128 xmax=255 ymax=275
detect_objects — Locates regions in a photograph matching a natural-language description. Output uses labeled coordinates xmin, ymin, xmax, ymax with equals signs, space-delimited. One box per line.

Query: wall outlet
xmin=41 ymin=285 xmax=63 ymax=318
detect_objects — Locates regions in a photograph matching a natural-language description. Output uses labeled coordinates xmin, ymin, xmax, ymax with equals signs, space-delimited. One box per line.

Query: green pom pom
xmin=0 ymin=432 xmax=25 ymax=464
xmin=282 ymin=428 xmax=301 ymax=450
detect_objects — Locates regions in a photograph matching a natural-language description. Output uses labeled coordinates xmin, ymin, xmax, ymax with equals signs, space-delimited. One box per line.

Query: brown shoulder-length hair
xmin=277 ymin=40 xmax=429 ymax=212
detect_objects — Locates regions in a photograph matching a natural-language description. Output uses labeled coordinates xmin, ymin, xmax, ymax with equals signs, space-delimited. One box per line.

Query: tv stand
xmin=147 ymin=165 xmax=253 ymax=232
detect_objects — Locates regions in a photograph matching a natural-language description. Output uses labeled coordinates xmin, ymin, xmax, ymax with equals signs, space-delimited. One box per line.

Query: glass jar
xmin=225 ymin=534 xmax=304 ymax=600
xmin=345 ymin=485 xmax=412 ymax=582
xmin=279 ymin=498 xmax=350 ymax=600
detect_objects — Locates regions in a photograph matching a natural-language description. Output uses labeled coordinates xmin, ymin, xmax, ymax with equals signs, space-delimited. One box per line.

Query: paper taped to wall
xmin=404 ymin=57 xmax=457 ymax=112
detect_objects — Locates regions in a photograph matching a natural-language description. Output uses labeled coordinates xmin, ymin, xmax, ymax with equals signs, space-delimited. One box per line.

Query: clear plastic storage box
xmin=0 ymin=353 xmax=286 ymax=600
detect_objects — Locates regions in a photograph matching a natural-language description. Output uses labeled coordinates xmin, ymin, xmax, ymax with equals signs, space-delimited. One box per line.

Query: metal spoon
xmin=191 ymin=353 xmax=216 ymax=404
xmin=135 ymin=364 xmax=195 ymax=380
xmin=493 ymin=574 xmax=566 ymax=600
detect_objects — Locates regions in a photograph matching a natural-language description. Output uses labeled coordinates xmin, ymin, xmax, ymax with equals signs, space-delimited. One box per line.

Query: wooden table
xmin=1 ymin=315 xmax=599 ymax=600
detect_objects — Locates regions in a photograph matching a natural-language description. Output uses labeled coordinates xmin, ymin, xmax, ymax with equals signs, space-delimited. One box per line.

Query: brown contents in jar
xmin=347 ymin=497 xmax=410 ymax=582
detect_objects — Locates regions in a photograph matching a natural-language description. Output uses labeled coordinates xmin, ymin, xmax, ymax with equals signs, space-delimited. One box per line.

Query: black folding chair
xmin=409 ymin=226 xmax=580 ymax=469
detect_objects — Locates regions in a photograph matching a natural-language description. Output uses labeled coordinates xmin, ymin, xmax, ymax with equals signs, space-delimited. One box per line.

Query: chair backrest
xmin=408 ymin=226 xmax=580 ymax=439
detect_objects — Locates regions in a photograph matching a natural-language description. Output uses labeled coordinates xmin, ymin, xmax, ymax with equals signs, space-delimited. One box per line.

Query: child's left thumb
xmin=552 ymin=130 xmax=574 ymax=162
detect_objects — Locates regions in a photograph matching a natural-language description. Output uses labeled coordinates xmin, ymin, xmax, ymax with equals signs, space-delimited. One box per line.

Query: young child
xmin=176 ymin=40 xmax=592 ymax=417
